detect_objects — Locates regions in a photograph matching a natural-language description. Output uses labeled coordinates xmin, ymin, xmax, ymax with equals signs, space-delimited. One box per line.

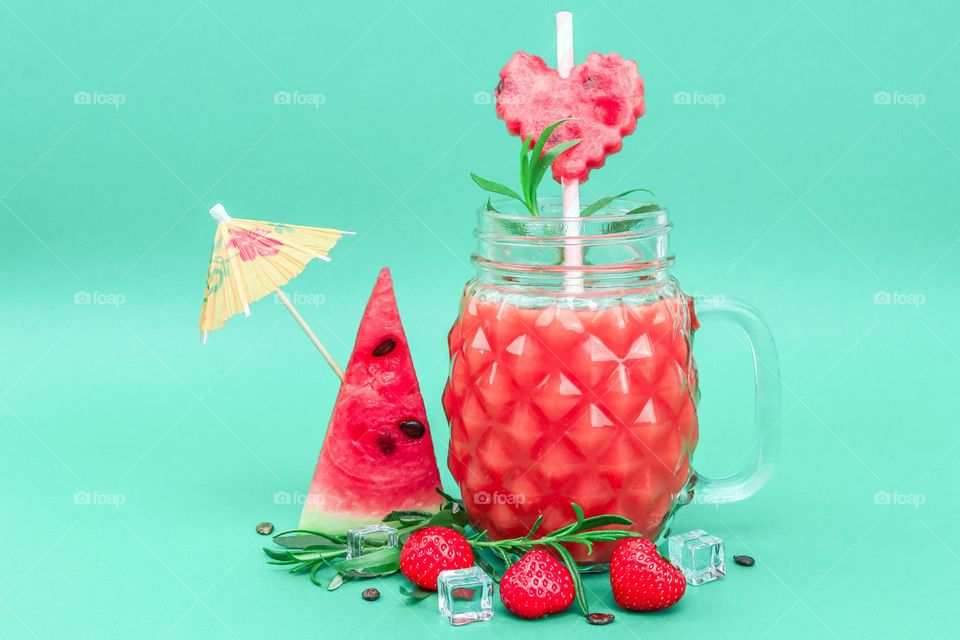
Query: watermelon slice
xmin=298 ymin=268 xmax=443 ymax=533
xmin=495 ymin=51 xmax=645 ymax=183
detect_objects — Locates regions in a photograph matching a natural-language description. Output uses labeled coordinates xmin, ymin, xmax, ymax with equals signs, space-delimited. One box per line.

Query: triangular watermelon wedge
xmin=298 ymin=268 xmax=443 ymax=533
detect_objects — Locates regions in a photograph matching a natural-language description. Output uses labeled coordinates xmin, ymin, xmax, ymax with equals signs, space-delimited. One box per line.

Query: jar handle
xmin=691 ymin=297 xmax=782 ymax=504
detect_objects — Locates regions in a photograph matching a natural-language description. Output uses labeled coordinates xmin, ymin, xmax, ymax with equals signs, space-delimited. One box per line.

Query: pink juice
xmin=443 ymin=293 xmax=700 ymax=563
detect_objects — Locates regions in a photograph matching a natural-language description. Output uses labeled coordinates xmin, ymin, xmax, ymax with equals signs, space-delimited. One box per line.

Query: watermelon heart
xmin=495 ymin=51 xmax=645 ymax=184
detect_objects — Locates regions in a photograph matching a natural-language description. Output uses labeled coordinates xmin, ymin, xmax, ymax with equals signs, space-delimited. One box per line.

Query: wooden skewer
xmin=275 ymin=287 xmax=345 ymax=382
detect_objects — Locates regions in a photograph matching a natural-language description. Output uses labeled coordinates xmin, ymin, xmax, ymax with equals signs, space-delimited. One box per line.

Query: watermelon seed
xmin=255 ymin=522 xmax=274 ymax=535
xmin=362 ymin=588 xmax=381 ymax=601
xmin=399 ymin=420 xmax=426 ymax=439
xmin=372 ymin=338 xmax=396 ymax=357
xmin=587 ymin=613 xmax=615 ymax=625
xmin=734 ymin=555 xmax=755 ymax=567
xmin=377 ymin=434 xmax=397 ymax=455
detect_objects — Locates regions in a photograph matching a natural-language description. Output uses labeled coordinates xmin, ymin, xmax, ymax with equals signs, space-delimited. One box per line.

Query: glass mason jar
xmin=442 ymin=198 xmax=781 ymax=566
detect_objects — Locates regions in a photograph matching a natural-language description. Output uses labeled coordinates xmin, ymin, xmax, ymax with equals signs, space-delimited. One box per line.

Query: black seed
xmin=587 ymin=613 xmax=615 ymax=625
xmin=377 ymin=434 xmax=397 ymax=455
xmin=399 ymin=420 xmax=426 ymax=439
xmin=372 ymin=339 xmax=396 ymax=357
xmin=734 ymin=555 xmax=755 ymax=567
xmin=496 ymin=79 xmax=504 ymax=95
xmin=362 ymin=588 xmax=380 ymax=601
xmin=255 ymin=522 xmax=274 ymax=535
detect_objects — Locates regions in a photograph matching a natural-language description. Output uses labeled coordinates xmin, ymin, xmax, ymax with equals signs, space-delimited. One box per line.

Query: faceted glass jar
xmin=442 ymin=199 xmax=780 ymax=566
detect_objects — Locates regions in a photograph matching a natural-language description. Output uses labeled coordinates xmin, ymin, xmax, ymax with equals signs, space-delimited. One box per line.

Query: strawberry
xmin=499 ymin=549 xmax=576 ymax=619
xmin=399 ymin=526 xmax=474 ymax=590
xmin=609 ymin=538 xmax=686 ymax=611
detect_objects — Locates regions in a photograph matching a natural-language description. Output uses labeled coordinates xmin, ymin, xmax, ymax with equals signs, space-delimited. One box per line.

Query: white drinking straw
xmin=556 ymin=11 xmax=583 ymax=291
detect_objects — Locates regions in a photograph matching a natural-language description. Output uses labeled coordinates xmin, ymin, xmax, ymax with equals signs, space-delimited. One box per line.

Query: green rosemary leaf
xmin=400 ymin=584 xmax=433 ymax=602
xmin=273 ymin=529 xmax=347 ymax=544
xmin=263 ymin=547 xmax=299 ymax=562
xmin=273 ymin=535 xmax=344 ymax=550
xmin=266 ymin=559 xmax=301 ymax=566
xmin=422 ymin=507 xmax=468 ymax=530
xmin=529 ymin=119 xmax=572 ymax=172
xmin=519 ymin=134 xmax=532 ymax=202
xmin=470 ymin=173 xmax=525 ymax=204
xmin=327 ymin=574 xmax=345 ymax=591
xmin=382 ymin=510 xmax=433 ymax=524
xmin=525 ymin=515 xmax=544 ymax=539
xmin=309 ymin=561 xmax=326 ymax=587
xmin=494 ymin=546 xmax=517 ymax=570
xmin=531 ymin=138 xmax=581 ymax=197
xmin=572 ymin=503 xmax=586 ymax=527
xmin=333 ymin=546 xmax=401 ymax=576
xmin=548 ymin=543 xmax=589 ymax=617
xmin=288 ymin=561 xmax=314 ymax=575
xmin=576 ymin=514 xmax=634 ymax=530
xmin=436 ymin=487 xmax=467 ymax=517
xmin=624 ymin=203 xmax=661 ymax=215
xmin=580 ymin=188 xmax=655 ymax=217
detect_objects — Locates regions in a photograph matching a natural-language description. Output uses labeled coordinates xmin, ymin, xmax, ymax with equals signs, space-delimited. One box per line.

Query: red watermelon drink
xmin=447 ymin=14 xmax=781 ymax=565
xmin=442 ymin=202 xmax=699 ymax=564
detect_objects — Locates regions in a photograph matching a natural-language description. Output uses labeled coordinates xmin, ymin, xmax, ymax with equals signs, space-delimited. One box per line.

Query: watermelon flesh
xmin=495 ymin=51 xmax=645 ymax=184
xmin=298 ymin=268 xmax=443 ymax=533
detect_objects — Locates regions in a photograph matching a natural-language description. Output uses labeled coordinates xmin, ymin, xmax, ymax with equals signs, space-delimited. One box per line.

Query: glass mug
xmin=442 ymin=198 xmax=781 ymax=565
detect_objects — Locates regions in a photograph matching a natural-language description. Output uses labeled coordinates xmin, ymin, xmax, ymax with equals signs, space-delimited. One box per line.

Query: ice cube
xmin=345 ymin=524 xmax=398 ymax=560
xmin=668 ymin=529 xmax=726 ymax=585
xmin=437 ymin=566 xmax=494 ymax=625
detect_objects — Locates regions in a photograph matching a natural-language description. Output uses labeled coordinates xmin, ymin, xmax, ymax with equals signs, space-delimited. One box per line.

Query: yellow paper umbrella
xmin=199 ymin=203 xmax=352 ymax=381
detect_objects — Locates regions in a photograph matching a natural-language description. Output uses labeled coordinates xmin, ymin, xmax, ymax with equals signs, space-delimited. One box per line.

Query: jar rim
xmin=476 ymin=196 xmax=668 ymax=224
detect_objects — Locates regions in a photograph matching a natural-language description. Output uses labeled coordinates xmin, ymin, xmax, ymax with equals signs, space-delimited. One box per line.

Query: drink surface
xmin=443 ymin=291 xmax=699 ymax=563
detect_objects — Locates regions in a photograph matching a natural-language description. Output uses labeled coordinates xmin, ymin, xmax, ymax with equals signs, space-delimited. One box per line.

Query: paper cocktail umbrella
xmin=199 ymin=203 xmax=352 ymax=381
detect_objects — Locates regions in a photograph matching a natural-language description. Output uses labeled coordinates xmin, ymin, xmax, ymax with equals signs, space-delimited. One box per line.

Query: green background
xmin=2 ymin=1 xmax=957 ymax=637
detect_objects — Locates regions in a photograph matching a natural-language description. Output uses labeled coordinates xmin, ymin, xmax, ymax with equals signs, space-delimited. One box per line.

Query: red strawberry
xmin=610 ymin=538 xmax=686 ymax=611
xmin=399 ymin=526 xmax=474 ymax=590
xmin=499 ymin=549 xmax=576 ymax=619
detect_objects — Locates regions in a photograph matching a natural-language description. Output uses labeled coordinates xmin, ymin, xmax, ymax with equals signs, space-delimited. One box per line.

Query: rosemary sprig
xmin=264 ymin=488 xmax=468 ymax=589
xmin=469 ymin=503 xmax=643 ymax=617
xmin=263 ymin=490 xmax=642 ymax=619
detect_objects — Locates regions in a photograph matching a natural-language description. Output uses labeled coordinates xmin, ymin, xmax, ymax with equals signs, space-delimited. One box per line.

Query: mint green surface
xmin=2 ymin=1 xmax=957 ymax=637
